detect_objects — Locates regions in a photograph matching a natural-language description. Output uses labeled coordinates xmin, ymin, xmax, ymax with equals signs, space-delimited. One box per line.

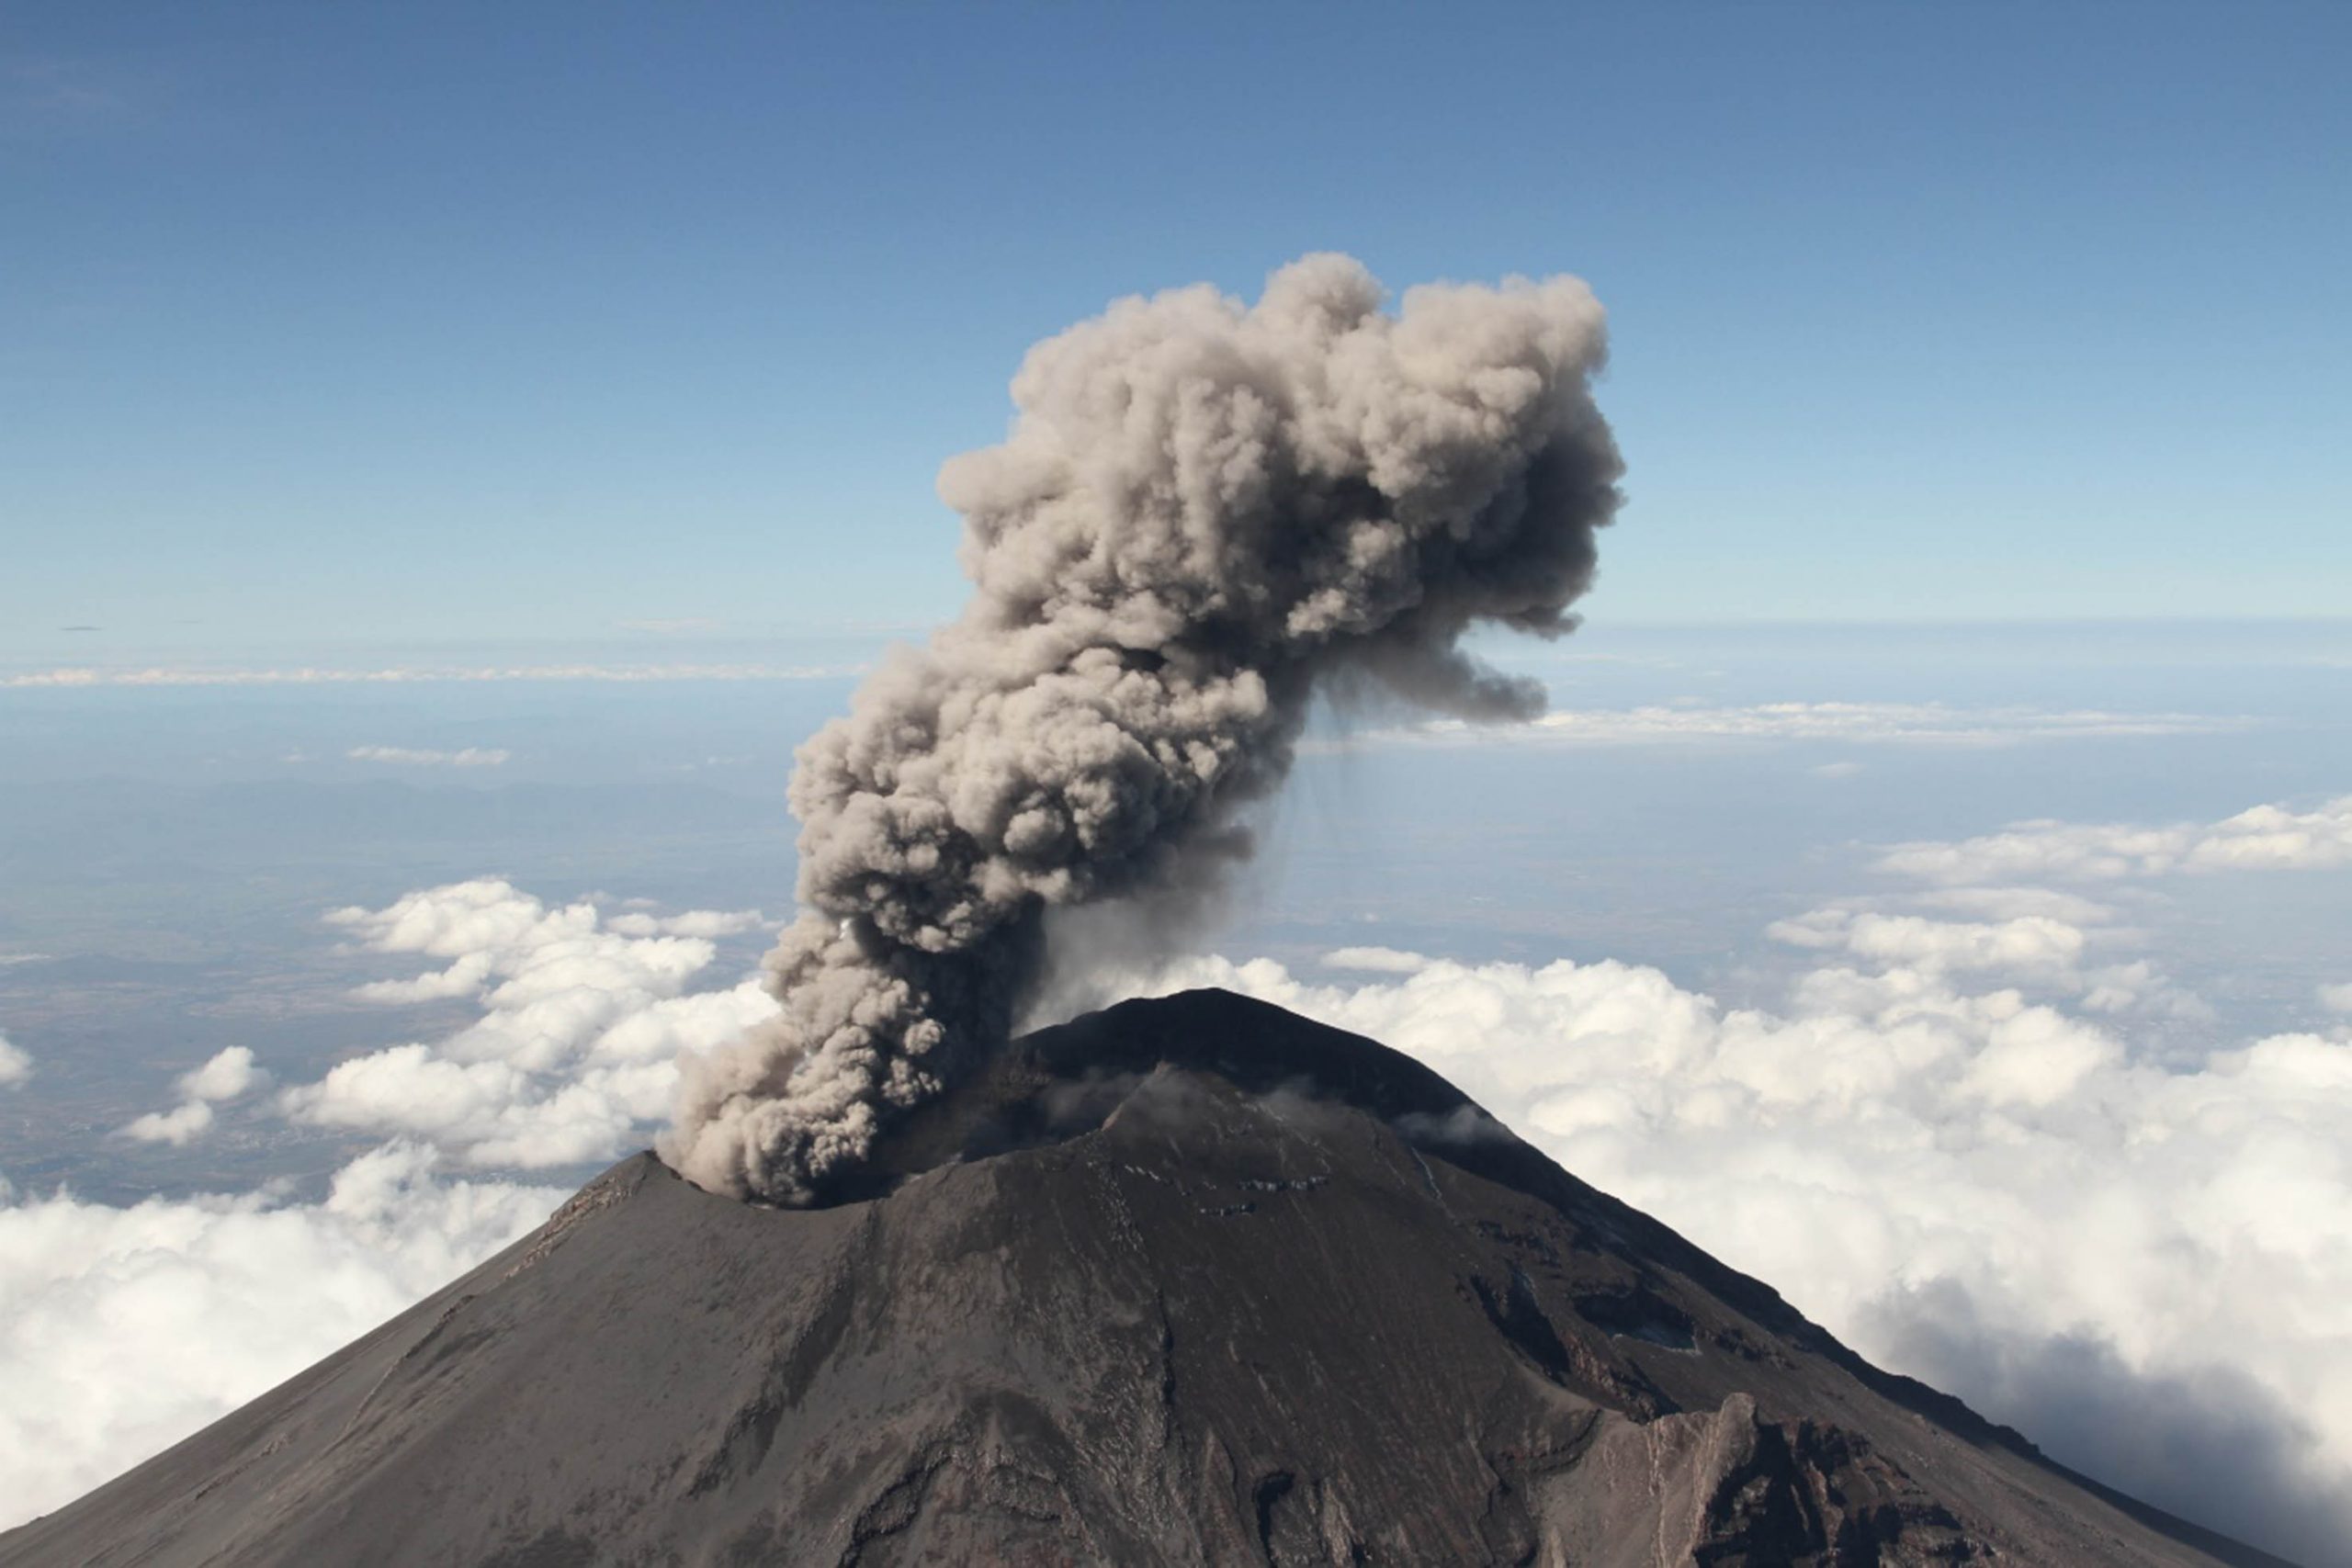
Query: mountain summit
xmin=0 ymin=989 xmax=2291 ymax=1566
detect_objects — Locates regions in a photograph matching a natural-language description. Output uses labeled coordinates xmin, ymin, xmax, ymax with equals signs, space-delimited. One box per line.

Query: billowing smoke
xmin=663 ymin=254 xmax=1623 ymax=1202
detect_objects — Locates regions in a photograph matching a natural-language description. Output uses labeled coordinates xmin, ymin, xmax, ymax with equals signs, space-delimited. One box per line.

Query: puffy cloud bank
xmin=286 ymin=881 xmax=777 ymax=1169
xmin=0 ymin=1146 xmax=564 ymax=1524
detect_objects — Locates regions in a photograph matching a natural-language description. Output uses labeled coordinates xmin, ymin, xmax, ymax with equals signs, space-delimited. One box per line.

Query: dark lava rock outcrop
xmin=0 ymin=989 xmax=2294 ymax=1566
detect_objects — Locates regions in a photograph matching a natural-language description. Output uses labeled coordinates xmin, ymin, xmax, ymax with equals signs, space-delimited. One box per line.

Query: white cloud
xmin=350 ymin=952 xmax=494 ymax=1003
xmin=1810 ymin=760 xmax=1864 ymax=779
xmin=120 ymin=1047 xmax=270 ymax=1145
xmin=2321 ymin=983 xmax=2352 ymax=1015
xmin=1908 ymin=886 xmax=2120 ymax=925
xmin=1319 ymin=701 xmax=2247 ymax=751
xmin=120 ymin=1101 xmax=214 ymax=1146
xmin=0 ymin=1033 xmax=27 ymax=1089
xmin=1054 ymin=942 xmax=2352 ymax=1559
xmin=289 ymin=882 xmax=777 ymax=1169
xmin=179 ymin=1046 xmax=264 ymax=1103
xmin=605 ymin=908 xmax=767 ymax=939
xmin=1 ymin=662 xmax=860 ymax=689
xmin=0 ymin=1145 xmax=560 ymax=1527
xmin=1762 ymin=897 xmax=2195 ymax=1021
xmin=1768 ymin=908 xmax=2090 ymax=975
xmin=346 ymin=745 xmax=511 ymax=768
xmin=1881 ymin=795 xmax=2352 ymax=884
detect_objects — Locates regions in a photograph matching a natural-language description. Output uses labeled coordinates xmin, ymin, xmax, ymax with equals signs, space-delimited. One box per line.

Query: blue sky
xmin=5 ymin=1 xmax=2346 ymax=657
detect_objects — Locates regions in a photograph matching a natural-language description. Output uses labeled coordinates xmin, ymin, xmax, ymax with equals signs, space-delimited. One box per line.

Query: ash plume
xmin=663 ymin=254 xmax=1623 ymax=1202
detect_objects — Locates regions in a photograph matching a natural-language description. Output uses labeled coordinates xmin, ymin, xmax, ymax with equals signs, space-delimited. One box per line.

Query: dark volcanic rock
xmin=0 ymin=989 xmax=2295 ymax=1567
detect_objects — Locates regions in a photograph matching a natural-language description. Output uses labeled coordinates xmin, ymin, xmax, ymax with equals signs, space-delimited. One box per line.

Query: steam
xmin=662 ymin=254 xmax=1623 ymax=1201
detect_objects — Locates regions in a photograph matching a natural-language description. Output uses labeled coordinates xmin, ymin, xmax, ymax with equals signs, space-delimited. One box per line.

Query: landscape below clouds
xmin=2 ymin=620 xmax=2348 ymax=1564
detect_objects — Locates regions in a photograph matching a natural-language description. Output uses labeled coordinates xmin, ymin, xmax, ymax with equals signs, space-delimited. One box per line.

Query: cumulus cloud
xmin=120 ymin=1047 xmax=270 ymax=1145
xmin=1050 ymin=937 xmax=2352 ymax=1563
xmin=288 ymin=882 xmax=777 ymax=1169
xmin=1322 ymin=701 xmax=2246 ymax=751
xmin=1881 ymin=795 xmax=2352 ymax=884
xmin=119 ymin=1101 xmax=214 ymax=1146
xmin=0 ymin=1145 xmax=561 ymax=1527
xmin=1320 ymin=945 xmax=1433 ymax=974
xmin=179 ymin=1047 xmax=264 ymax=1103
xmin=1762 ymin=894 xmax=2201 ymax=1021
xmin=0 ymin=662 xmax=860 ymax=690
xmin=0 ymin=1032 xmax=29 ymax=1089
xmin=346 ymin=745 xmax=511 ymax=767
xmin=2322 ymin=983 xmax=2352 ymax=1014
xmin=1768 ymin=908 xmax=2091 ymax=974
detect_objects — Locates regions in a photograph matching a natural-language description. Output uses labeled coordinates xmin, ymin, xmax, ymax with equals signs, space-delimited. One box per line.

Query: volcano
xmin=0 ymin=989 xmax=2291 ymax=1566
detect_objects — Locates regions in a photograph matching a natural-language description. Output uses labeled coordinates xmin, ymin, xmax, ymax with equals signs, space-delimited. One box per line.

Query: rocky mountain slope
xmin=0 ymin=988 xmax=2294 ymax=1566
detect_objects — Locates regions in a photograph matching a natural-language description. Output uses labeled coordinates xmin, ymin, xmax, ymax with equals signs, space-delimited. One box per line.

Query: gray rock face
xmin=0 ymin=989 xmax=2295 ymax=1567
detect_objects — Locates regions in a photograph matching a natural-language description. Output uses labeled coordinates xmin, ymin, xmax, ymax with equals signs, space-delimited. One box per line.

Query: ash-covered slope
xmin=1 ymin=989 xmax=2292 ymax=1567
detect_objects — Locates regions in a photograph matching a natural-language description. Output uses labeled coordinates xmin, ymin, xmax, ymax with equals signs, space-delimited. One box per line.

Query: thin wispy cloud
xmin=2 ymin=662 xmax=862 ymax=690
xmin=1315 ymin=701 xmax=2248 ymax=751
xmin=346 ymin=746 xmax=511 ymax=768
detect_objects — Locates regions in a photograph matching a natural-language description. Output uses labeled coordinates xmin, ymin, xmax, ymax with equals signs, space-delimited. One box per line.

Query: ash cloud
xmin=664 ymin=254 xmax=1623 ymax=1202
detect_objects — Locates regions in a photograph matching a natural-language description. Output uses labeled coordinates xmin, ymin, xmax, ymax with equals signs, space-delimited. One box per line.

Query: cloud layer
xmin=1880 ymin=795 xmax=2352 ymax=883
